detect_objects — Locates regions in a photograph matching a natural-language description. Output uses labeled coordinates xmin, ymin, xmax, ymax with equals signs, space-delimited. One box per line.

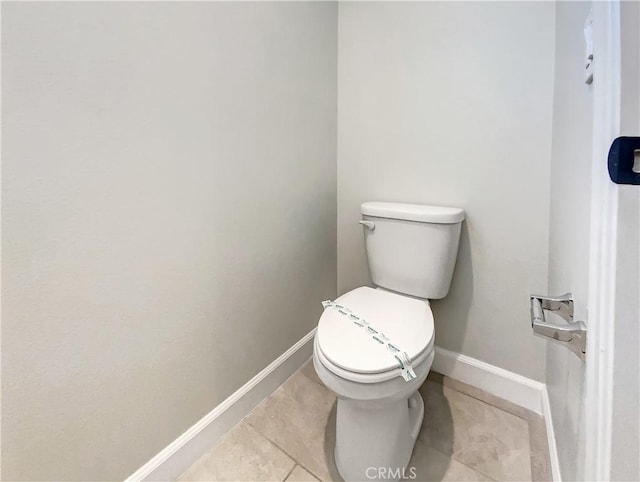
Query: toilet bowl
xmin=313 ymin=202 xmax=464 ymax=482
xmin=313 ymin=286 xmax=434 ymax=482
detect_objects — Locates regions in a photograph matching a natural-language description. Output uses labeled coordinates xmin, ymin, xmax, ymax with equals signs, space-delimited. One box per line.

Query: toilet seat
xmin=315 ymin=337 xmax=434 ymax=384
xmin=316 ymin=287 xmax=434 ymax=383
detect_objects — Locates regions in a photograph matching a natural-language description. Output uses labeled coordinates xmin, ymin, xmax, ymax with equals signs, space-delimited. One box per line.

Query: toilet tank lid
xmin=361 ymin=202 xmax=465 ymax=224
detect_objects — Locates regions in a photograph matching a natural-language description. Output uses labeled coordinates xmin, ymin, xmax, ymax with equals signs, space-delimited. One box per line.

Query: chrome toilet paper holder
xmin=530 ymin=293 xmax=586 ymax=361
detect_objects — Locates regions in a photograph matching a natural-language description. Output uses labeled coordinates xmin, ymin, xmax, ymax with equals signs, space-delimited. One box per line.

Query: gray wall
xmin=336 ymin=1 xmax=555 ymax=381
xmin=545 ymin=3 xmax=594 ymax=480
xmin=1 ymin=2 xmax=337 ymax=480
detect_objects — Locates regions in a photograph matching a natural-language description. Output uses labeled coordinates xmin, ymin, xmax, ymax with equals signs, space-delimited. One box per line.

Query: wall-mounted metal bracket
xmin=530 ymin=293 xmax=586 ymax=361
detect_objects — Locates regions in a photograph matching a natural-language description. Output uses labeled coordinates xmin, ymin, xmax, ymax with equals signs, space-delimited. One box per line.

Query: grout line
xmin=246 ymin=420 xmax=317 ymax=481
xmin=439 ymin=382 xmax=531 ymax=423
xmin=246 ymin=409 xmax=330 ymax=482
xmin=262 ymin=361 xmax=335 ymax=481
xmin=421 ymin=379 xmax=537 ymax=482
xmin=281 ymin=463 xmax=297 ymax=482
xmin=450 ymin=457 xmax=499 ymax=482
xmin=427 ymin=374 xmax=538 ymax=423
xmin=442 ymin=441 xmax=509 ymax=481
xmin=252 ymin=363 xmax=540 ymax=482
xmin=235 ymin=360 xmax=312 ymax=430
xmin=243 ymin=364 xmax=333 ymax=481
xmin=419 ymin=442 xmax=499 ymax=482
xmin=181 ymin=360 xmax=321 ymax=481
xmin=256 ymin=430 xmax=327 ymax=482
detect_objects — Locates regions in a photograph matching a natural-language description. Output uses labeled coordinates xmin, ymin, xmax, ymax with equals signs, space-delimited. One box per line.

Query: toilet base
xmin=334 ymin=391 xmax=424 ymax=482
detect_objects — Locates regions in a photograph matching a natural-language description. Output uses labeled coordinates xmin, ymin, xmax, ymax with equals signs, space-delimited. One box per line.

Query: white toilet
xmin=313 ymin=201 xmax=464 ymax=482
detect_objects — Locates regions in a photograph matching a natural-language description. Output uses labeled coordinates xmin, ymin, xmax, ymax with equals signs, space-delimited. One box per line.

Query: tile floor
xmin=179 ymin=361 xmax=551 ymax=482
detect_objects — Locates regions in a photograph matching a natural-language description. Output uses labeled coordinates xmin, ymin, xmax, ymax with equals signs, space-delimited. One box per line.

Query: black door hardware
xmin=608 ymin=136 xmax=640 ymax=185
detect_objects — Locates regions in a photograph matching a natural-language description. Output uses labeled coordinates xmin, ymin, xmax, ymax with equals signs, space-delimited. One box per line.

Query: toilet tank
xmin=361 ymin=202 xmax=465 ymax=299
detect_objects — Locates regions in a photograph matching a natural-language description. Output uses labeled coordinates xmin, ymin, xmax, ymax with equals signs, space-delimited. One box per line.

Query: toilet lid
xmin=316 ymin=287 xmax=434 ymax=374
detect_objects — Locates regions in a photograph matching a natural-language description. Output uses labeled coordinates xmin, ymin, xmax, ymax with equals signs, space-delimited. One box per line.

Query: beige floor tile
xmin=286 ymin=465 xmax=320 ymax=482
xmin=246 ymin=370 xmax=339 ymax=481
xmin=179 ymin=422 xmax=295 ymax=482
xmin=528 ymin=414 xmax=551 ymax=482
xmin=410 ymin=440 xmax=495 ymax=482
xmin=427 ymin=373 xmax=551 ymax=481
xmin=180 ymin=365 xmax=546 ymax=482
xmin=419 ymin=381 xmax=531 ymax=481
xmin=299 ymin=359 xmax=324 ymax=387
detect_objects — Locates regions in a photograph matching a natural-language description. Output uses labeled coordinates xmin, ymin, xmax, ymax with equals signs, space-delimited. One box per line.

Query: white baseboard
xmin=432 ymin=346 xmax=546 ymax=414
xmin=541 ymin=385 xmax=562 ymax=482
xmin=125 ymin=329 xmax=317 ymax=482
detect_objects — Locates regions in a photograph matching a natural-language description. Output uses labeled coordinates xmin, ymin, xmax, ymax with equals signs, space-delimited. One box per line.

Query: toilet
xmin=313 ymin=201 xmax=464 ymax=482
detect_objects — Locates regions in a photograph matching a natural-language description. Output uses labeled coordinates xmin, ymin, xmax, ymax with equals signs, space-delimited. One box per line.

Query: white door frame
xmin=584 ymin=1 xmax=621 ymax=480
